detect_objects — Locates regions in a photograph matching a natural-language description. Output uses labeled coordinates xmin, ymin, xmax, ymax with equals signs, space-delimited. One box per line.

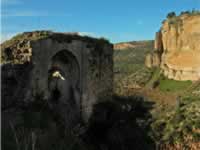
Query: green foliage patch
xmin=159 ymin=78 xmax=192 ymax=92
xmin=151 ymin=96 xmax=200 ymax=145
xmin=145 ymin=69 xmax=192 ymax=93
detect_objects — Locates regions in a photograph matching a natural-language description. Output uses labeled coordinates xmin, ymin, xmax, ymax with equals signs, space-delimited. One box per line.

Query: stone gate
xmin=1 ymin=31 xmax=113 ymax=123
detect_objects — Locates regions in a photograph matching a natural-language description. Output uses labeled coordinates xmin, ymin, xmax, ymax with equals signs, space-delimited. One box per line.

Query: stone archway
xmin=48 ymin=50 xmax=81 ymax=129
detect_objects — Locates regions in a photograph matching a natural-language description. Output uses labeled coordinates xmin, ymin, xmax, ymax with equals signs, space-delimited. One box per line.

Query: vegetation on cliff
xmin=2 ymin=10 xmax=200 ymax=150
xmin=114 ymin=35 xmax=200 ymax=149
xmin=165 ymin=10 xmax=200 ymax=24
xmin=1 ymin=31 xmax=110 ymax=64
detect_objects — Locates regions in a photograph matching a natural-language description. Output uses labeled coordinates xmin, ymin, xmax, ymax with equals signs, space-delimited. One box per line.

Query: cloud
xmin=78 ymin=32 xmax=100 ymax=38
xmin=78 ymin=32 xmax=138 ymax=43
xmin=79 ymin=32 xmax=111 ymax=40
xmin=2 ymin=10 xmax=72 ymax=17
xmin=1 ymin=0 xmax=71 ymax=17
xmin=1 ymin=0 xmax=22 ymax=5
xmin=2 ymin=10 xmax=50 ymax=17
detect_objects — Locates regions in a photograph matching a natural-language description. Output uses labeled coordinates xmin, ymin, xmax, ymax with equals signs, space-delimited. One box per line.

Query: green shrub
xmin=159 ymin=78 xmax=192 ymax=92
xmin=167 ymin=12 xmax=176 ymax=18
xmin=151 ymin=97 xmax=200 ymax=145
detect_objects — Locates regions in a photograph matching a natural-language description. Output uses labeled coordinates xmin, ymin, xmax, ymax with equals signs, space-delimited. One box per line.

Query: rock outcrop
xmin=145 ymin=53 xmax=153 ymax=68
xmin=145 ymin=12 xmax=200 ymax=81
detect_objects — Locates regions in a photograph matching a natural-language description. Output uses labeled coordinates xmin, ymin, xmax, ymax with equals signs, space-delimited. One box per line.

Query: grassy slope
xmin=114 ymin=40 xmax=154 ymax=95
xmin=159 ymin=79 xmax=192 ymax=92
xmin=114 ymin=40 xmax=200 ymax=148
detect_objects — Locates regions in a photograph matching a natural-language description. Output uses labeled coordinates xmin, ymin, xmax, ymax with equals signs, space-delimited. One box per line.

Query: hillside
xmin=2 ymin=9 xmax=200 ymax=150
xmin=114 ymin=40 xmax=154 ymax=50
xmin=113 ymin=12 xmax=200 ymax=149
xmin=141 ymin=11 xmax=200 ymax=149
xmin=114 ymin=38 xmax=200 ymax=149
xmin=114 ymin=40 xmax=154 ymax=94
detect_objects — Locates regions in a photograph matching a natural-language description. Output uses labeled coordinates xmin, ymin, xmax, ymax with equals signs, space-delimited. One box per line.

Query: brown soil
xmin=121 ymin=87 xmax=177 ymax=105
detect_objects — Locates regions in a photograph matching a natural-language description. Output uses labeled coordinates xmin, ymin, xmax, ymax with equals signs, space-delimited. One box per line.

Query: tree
xmin=167 ymin=12 xmax=176 ymax=18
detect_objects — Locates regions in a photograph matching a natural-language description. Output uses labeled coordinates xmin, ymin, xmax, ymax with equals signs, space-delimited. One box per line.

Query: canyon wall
xmin=145 ymin=12 xmax=200 ymax=81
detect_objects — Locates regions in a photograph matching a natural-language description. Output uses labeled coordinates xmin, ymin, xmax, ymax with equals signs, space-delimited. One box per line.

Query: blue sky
xmin=1 ymin=0 xmax=200 ymax=43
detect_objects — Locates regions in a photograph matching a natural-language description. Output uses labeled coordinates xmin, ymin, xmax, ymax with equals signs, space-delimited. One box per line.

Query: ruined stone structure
xmin=145 ymin=13 xmax=200 ymax=81
xmin=1 ymin=31 xmax=113 ymax=124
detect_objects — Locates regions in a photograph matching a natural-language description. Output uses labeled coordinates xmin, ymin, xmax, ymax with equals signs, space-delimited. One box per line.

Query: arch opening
xmin=48 ymin=49 xmax=81 ymax=111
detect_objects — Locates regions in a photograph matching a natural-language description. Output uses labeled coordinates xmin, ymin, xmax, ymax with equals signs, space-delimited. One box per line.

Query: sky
xmin=1 ymin=0 xmax=200 ymax=43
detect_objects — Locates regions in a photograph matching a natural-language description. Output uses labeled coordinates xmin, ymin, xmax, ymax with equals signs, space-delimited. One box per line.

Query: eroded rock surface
xmin=145 ymin=12 xmax=200 ymax=81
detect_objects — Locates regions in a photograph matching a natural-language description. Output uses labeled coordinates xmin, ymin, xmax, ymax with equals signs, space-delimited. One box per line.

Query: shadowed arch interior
xmin=48 ymin=50 xmax=81 ymax=106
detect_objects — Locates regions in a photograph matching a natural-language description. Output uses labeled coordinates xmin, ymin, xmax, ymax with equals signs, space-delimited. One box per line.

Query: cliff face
xmin=146 ymin=13 xmax=200 ymax=81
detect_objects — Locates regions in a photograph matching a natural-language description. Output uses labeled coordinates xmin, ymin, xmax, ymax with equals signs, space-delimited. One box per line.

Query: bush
xmin=180 ymin=11 xmax=190 ymax=15
xmin=167 ymin=12 xmax=176 ymax=18
xmin=83 ymin=95 xmax=155 ymax=150
xmin=159 ymin=78 xmax=192 ymax=92
xmin=151 ymin=97 xmax=200 ymax=147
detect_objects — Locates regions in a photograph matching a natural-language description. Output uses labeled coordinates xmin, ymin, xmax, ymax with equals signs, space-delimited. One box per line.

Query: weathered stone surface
xmin=146 ymin=13 xmax=200 ymax=81
xmin=145 ymin=52 xmax=161 ymax=68
xmin=145 ymin=53 xmax=153 ymax=68
xmin=152 ymin=52 xmax=161 ymax=67
xmin=154 ymin=31 xmax=163 ymax=51
xmin=1 ymin=31 xmax=113 ymax=123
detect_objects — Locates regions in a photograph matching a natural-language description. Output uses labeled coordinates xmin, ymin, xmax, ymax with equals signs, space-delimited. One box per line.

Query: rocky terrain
xmin=114 ymin=13 xmax=200 ymax=148
xmin=1 ymin=31 xmax=116 ymax=150
xmin=1 ymin=11 xmax=200 ymax=150
xmin=114 ymin=40 xmax=154 ymax=94
xmin=145 ymin=11 xmax=200 ymax=81
xmin=114 ymin=40 xmax=200 ymax=150
xmin=114 ymin=40 xmax=153 ymax=50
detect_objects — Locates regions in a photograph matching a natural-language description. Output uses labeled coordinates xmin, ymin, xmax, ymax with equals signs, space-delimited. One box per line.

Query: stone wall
xmin=1 ymin=31 xmax=113 ymax=123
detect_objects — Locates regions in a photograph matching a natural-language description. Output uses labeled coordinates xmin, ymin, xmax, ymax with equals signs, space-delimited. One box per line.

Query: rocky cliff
xmin=145 ymin=12 xmax=200 ymax=81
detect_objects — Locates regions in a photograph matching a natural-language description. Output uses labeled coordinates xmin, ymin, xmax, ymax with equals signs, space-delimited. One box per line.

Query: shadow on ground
xmin=2 ymin=94 xmax=155 ymax=150
xmin=81 ymin=95 xmax=156 ymax=150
